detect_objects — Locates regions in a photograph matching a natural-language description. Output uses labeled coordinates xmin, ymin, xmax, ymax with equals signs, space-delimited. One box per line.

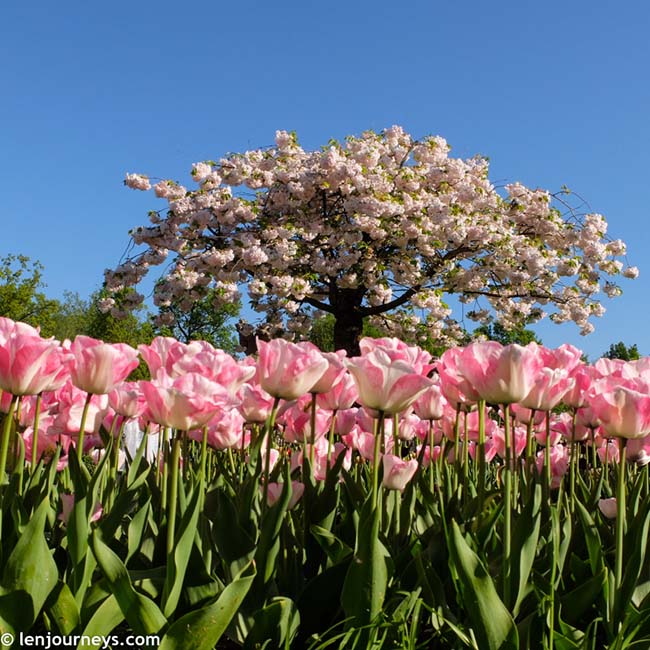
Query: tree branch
xmin=360 ymin=285 xmax=421 ymax=317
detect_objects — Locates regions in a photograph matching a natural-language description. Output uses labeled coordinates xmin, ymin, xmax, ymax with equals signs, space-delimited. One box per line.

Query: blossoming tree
xmin=108 ymin=126 xmax=636 ymax=355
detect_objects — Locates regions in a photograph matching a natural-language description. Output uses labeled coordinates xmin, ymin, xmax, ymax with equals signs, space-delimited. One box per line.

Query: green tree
xmin=473 ymin=322 xmax=541 ymax=346
xmin=0 ymin=254 xmax=62 ymax=335
xmin=154 ymin=288 xmax=240 ymax=353
xmin=603 ymin=341 xmax=640 ymax=361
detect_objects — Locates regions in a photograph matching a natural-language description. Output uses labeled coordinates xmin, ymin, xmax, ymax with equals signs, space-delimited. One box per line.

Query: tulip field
xmin=3 ymin=318 xmax=650 ymax=648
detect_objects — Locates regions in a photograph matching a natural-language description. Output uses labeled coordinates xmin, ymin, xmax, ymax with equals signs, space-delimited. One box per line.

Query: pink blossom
xmin=257 ymin=339 xmax=328 ymax=400
xmin=455 ymin=342 xmax=541 ymax=405
xmin=0 ymin=319 xmax=69 ymax=396
xmin=264 ymin=481 xmax=305 ymax=509
xmin=345 ymin=349 xmax=433 ymax=415
xmin=590 ymin=382 xmax=650 ymax=439
xmin=69 ymin=336 xmax=140 ymax=394
xmin=382 ymin=454 xmax=418 ymax=492
xmin=140 ymin=372 xmax=234 ymax=430
xmin=598 ymin=497 xmax=618 ymax=519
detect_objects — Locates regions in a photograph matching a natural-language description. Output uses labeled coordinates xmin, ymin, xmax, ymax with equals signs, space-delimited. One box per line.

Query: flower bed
xmin=0 ymin=318 xmax=649 ymax=648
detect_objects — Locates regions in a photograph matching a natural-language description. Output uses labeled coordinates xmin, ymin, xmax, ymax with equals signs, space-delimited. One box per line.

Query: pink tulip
xmin=138 ymin=337 xmax=201 ymax=377
xmin=520 ymin=368 xmax=574 ymax=412
xmin=456 ymin=342 xmax=541 ymax=405
xmin=69 ymin=335 xmax=140 ymax=394
xmin=345 ymin=350 xmax=433 ymax=415
xmin=437 ymin=347 xmax=481 ymax=407
xmin=590 ymin=382 xmax=650 ymax=439
xmin=109 ymin=381 xmax=145 ymax=418
xmin=317 ymin=372 xmax=359 ymax=411
xmin=191 ymin=408 xmax=247 ymax=450
xmin=238 ymin=382 xmax=276 ymax=423
xmin=257 ymin=339 xmax=328 ymax=400
xmin=412 ymin=379 xmax=448 ymax=420
xmin=281 ymin=403 xmax=331 ymax=444
xmin=0 ymin=321 xmax=69 ymax=396
xmin=359 ymin=337 xmax=434 ymax=375
xmin=170 ymin=342 xmax=255 ymax=394
xmin=59 ymin=494 xmax=103 ymax=525
xmin=536 ymin=444 xmax=569 ymax=489
xmin=382 ymin=454 xmax=418 ymax=492
xmin=308 ymin=349 xmax=347 ymax=394
xmin=140 ymin=372 xmax=234 ymax=430
xmin=598 ymin=497 xmax=617 ymax=519
xmin=264 ymin=481 xmax=305 ymax=509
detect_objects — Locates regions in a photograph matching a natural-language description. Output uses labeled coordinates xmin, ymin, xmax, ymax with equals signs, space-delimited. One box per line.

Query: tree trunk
xmin=332 ymin=288 xmax=365 ymax=356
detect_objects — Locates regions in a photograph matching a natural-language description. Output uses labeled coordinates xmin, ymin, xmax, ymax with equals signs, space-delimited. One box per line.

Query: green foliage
xmin=473 ymin=321 xmax=541 ymax=346
xmin=154 ymin=288 xmax=240 ymax=353
xmin=0 ymin=254 xmax=61 ymax=335
xmin=603 ymin=341 xmax=640 ymax=361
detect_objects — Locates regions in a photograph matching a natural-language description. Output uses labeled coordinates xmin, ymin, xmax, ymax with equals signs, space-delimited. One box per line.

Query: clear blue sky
xmin=2 ymin=0 xmax=649 ymax=359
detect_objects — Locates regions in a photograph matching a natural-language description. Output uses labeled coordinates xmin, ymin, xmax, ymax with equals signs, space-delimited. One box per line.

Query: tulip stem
xmin=0 ymin=395 xmax=19 ymax=484
xmin=166 ymin=430 xmax=183 ymax=557
xmin=309 ymin=393 xmax=317 ymax=469
xmin=30 ymin=393 xmax=43 ymax=470
xmin=76 ymin=392 xmax=93 ymax=464
xmin=200 ymin=425 xmax=209 ymax=480
xmin=372 ymin=411 xmax=385 ymax=509
xmin=544 ymin=412 xmax=552 ymax=501
xmin=261 ymin=398 xmax=281 ymax=516
xmin=615 ymin=438 xmax=626 ymax=592
xmin=477 ymin=400 xmax=486 ymax=510
xmin=503 ymin=404 xmax=512 ymax=607
xmin=569 ymin=411 xmax=577 ymax=513
xmin=326 ymin=410 xmax=337 ymax=474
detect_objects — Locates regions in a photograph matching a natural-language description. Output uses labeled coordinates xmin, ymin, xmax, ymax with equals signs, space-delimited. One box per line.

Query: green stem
xmin=76 ymin=393 xmax=93 ymax=464
xmin=569 ymin=411 xmax=577 ymax=513
xmin=31 ymin=393 xmax=43 ymax=469
xmin=261 ymin=398 xmax=281 ymax=515
xmin=166 ymin=430 xmax=183 ymax=557
xmin=428 ymin=420 xmax=435 ymax=496
xmin=200 ymin=425 xmax=209 ymax=480
xmin=372 ymin=412 xmax=385 ymax=509
xmin=326 ymin=410 xmax=337 ymax=473
xmin=615 ymin=438 xmax=627 ymax=592
xmin=0 ymin=395 xmax=19 ymax=484
xmin=503 ymin=404 xmax=512 ymax=606
xmin=477 ymin=400 xmax=486 ymax=508
xmin=309 ymin=393 xmax=317 ymax=469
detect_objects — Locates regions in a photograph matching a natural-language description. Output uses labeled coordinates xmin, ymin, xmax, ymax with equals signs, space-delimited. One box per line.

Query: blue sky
xmin=2 ymin=0 xmax=649 ymax=359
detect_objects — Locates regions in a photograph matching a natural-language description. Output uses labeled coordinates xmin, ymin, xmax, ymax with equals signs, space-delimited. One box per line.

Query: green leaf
xmin=158 ymin=561 xmax=256 ymax=650
xmin=162 ymin=486 xmax=201 ymax=618
xmin=341 ymin=496 xmax=389 ymax=626
xmin=448 ymin=521 xmax=518 ymax=650
xmin=575 ymin=499 xmax=603 ymax=575
xmin=511 ymin=483 xmax=541 ymax=615
xmin=0 ymin=498 xmax=58 ymax=632
xmin=310 ymin=525 xmax=353 ymax=565
xmin=80 ymin=595 xmax=125 ymax=647
xmin=559 ymin=569 xmax=606 ymax=625
xmin=47 ymin=581 xmax=81 ymax=635
xmin=243 ymin=597 xmax=300 ymax=650
xmin=91 ymin=531 xmax=167 ymax=635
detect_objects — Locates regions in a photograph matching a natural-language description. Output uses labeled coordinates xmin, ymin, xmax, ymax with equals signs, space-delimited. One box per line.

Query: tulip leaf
xmin=80 ymin=595 xmax=125 ymax=647
xmin=448 ymin=521 xmax=518 ymax=650
xmin=0 ymin=497 xmax=58 ymax=632
xmin=243 ymin=597 xmax=300 ymax=650
xmin=47 ymin=581 xmax=81 ymax=635
xmin=511 ymin=482 xmax=541 ymax=614
xmin=91 ymin=531 xmax=167 ymax=635
xmin=162 ymin=485 xmax=201 ymax=618
xmin=158 ymin=561 xmax=256 ymax=650
xmin=341 ymin=496 xmax=389 ymax=626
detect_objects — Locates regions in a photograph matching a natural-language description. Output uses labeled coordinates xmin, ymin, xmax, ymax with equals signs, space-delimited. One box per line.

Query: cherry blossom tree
xmin=107 ymin=126 xmax=637 ymax=355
